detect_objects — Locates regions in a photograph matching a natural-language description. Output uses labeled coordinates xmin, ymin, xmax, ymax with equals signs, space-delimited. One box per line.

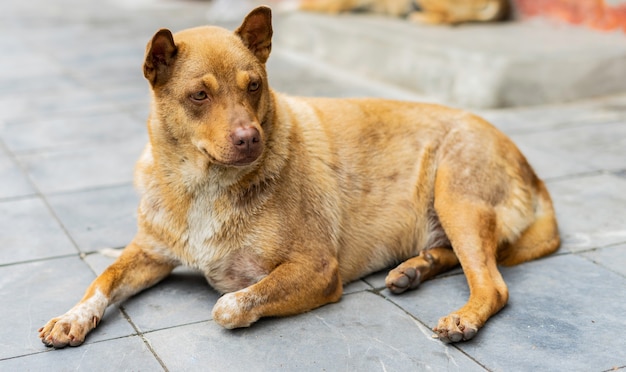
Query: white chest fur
xmin=183 ymin=190 xmax=226 ymax=268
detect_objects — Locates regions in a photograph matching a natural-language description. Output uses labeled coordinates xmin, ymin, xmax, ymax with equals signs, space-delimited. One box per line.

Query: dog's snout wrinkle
xmin=194 ymin=140 xmax=215 ymax=163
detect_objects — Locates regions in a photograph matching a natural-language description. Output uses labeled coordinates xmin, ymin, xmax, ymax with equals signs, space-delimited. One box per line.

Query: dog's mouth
xmin=226 ymin=152 xmax=263 ymax=167
xmin=195 ymin=142 xmax=263 ymax=168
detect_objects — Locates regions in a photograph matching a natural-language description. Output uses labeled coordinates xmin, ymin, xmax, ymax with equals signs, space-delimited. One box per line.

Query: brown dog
xmin=39 ymin=6 xmax=559 ymax=348
xmin=299 ymin=0 xmax=509 ymax=25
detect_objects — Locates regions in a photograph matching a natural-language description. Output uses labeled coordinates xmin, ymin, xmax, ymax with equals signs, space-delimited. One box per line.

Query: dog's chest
xmin=182 ymin=193 xmax=223 ymax=266
xmin=182 ymin=193 xmax=269 ymax=293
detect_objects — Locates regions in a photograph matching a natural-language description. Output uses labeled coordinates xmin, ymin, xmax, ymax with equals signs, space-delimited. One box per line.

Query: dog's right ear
xmin=235 ymin=6 xmax=273 ymax=63
xmin=143 ymin=29 xmax=178 ymax=86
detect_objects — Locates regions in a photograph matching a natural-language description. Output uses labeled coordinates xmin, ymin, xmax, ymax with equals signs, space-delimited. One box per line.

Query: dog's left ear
xmin=144 ymin=29 xmax=178 ymax=86
xmin=235 ymin=6 xmax=273 ymax=63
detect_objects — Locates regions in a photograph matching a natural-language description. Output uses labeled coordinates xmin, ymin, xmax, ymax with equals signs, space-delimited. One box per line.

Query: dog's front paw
xmin=38 ymin=311 xmax=100 ymax=348
xmin=385 ymin=266 xmax=422 ymax=294
xmin=212 ymin=291 xmax=260 ymax=329
xmin=433 ymin=313 xmax=478 ymax=343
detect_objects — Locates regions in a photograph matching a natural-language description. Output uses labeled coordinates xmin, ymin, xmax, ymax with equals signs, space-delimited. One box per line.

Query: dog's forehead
xmin=174 ymin=25 xmax=232 ymax=43
xmin=173 ymin=26 xmax=256 ymax=71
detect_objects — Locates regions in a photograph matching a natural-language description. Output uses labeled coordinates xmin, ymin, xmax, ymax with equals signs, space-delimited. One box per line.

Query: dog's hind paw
xmin=385 ymin=266 xmax=422 ymax=294
xmin=433 ymin=313 xmax=478 ymax=343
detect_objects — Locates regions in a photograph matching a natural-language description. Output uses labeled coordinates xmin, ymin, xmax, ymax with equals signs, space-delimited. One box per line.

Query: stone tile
xmin=71 ymin=61 xmax=147 ymax=90
xmin=547 ymin=173 xmax=626 ymax=252
xmin=478 ymin=99 xmax=625 ymax=135
xmin=0 ymin=197 xmax=75 ymax=265
xmin=580 ymin=243 xmax=626 ymax=277
xmin=83 ymin=250 xmax=118 ymax=275
xmin=121 ymin=267 xmax=219 ymax=333
xmin=510 ymin=120 xmax=626 ymax=174
xmin=269 ymin=49 xmax=428 ymax=101
xmin=383 ymin=254 xmax=626 ymax=371
xmin=0 ymin=336 xmax=162 ymax=370
xmin=0 ymin=87 xmax=115 ymax=123
xmin=146 ymin=291 xmax=485 ymax=371
xmin=52 ymin=39 xmax=144 ymax=69
xmin=0 ymin=257 xmax=135 ymax=360
xmin=128 ymin=103 xmax=151 ymax=124
xmin=16 ymin=135 xmax=146 ymax=194
xmin=513 ymin=142 xmax=596 ymax=181
xmin=1 ymin=112 xmax=145 ymax=153
xmin=47 ymin=185 xmax=139 ymax=252
xmin=362 ymin=269 xmax=390 ymax=290
xmin=85 ymin=253 xmax=219 ymax=334
xmin=0 ymin=75 xmax=81 ymax=96
xmin=363 ymin=266 xmax=465 ymax=291
xmin=0 ymin=151 xmax=36 ymax=199
xmin=342 ymin=279 xmax=371 ymax=294
xmin=95 ymin=84 xmax=150 ymax=111
xmin=0 ymin=49 xmax=66 ymax=80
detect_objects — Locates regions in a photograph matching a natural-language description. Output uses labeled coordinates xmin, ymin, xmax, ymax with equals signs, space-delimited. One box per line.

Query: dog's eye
xmin=190 ymin=91 xmax=208 ymax=101
xmin=248 ymin=81 xmax=260 ymax=92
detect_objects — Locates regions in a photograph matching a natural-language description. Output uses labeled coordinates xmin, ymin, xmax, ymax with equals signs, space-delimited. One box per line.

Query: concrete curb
xmin=274 ymin=12 xmax=626 ymax=108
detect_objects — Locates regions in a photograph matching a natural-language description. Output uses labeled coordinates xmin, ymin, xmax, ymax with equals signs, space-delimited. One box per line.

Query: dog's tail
xmin=498 ymin=180 xmax=560 ymax=266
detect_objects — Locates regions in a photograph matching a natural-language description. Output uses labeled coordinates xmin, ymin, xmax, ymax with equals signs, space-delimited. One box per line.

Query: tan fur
xmin=299 ymin=0 xmax=509 ymax=24
xmin=39 ymin=6 xmax=558 ymax=348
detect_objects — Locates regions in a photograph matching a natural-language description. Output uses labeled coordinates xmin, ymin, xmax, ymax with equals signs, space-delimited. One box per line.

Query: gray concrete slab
xmin=479 ymin=96 xmax=626 ymax=134
xmin=511 ymin=121 xmax=626 ymax=175
xmin=275 ymin=12 xmax=626 ymax=108
xmin=383 ymin=254 xmax=626 ymax=371
xmin=0 ymin=150 xmax=36 ymax=200
xmin=1 ymin=336 xmax=162 ymax=371
xmin=548 ymin=173 xmax=626 ymax=252
xmin=0 ymin=197 xmax=76 ymax=265
xmin=1 ymin=112 xmax=145 ymax=153
xmin=47 ymin=185 xmax=138 ymax=252
xmin=269 ymin=49 xmax=429 ymax=101
xmin=581 ymin=243 xmax=626 ymax=277
xmin=146 ymin=291 xmax=486 ymax=371
xmin=120 ymin=267 xmax=219 ymax=333
xmin=0 ymin=88 xmax=114 ymax=124
xmin=0 ymin=256 xmax=135 ymax=360
xmin=16 ymin=135 xmax=146 ymax=194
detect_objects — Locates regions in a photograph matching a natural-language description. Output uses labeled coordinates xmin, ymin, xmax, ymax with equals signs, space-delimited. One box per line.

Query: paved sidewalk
xmin=1 ymin=0 xmax=625 ymax=371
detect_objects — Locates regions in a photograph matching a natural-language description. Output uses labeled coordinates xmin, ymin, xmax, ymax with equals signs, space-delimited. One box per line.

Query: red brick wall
xmin=514 ymin=0 xmax=626 ymax=31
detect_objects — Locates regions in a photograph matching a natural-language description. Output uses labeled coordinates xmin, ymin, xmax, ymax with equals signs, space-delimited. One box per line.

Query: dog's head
xmin=143 ymin=6 xmax=273 ymax=169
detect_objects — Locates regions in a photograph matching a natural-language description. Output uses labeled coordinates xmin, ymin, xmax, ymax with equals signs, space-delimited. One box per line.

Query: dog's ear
xmin=235 ymin=6 xmax=273 ymax=63
xmin=143 ymin=29 xmax=178 ymax=86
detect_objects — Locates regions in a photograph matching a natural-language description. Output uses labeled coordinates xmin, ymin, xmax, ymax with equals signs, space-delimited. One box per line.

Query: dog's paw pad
xmin=385 ymin=267 xmax=421 ymax=294
xmin=433 ymin=313 xmax=478 ymax=343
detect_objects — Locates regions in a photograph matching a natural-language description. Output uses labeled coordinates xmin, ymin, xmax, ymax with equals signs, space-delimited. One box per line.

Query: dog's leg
xmin=39 ymin=241 xmax=176 ymax=348
xmin=385 ymin=247 xmax=459 ymax=293
xmin=212 ymin=255 xmax=342 ymax=329
xmin=431 ymin=197 xmax=509 ymax=343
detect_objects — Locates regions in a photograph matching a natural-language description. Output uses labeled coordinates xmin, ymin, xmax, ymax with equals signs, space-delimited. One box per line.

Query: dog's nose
xmin=231 ymin=126 xmax=261 ymax=150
